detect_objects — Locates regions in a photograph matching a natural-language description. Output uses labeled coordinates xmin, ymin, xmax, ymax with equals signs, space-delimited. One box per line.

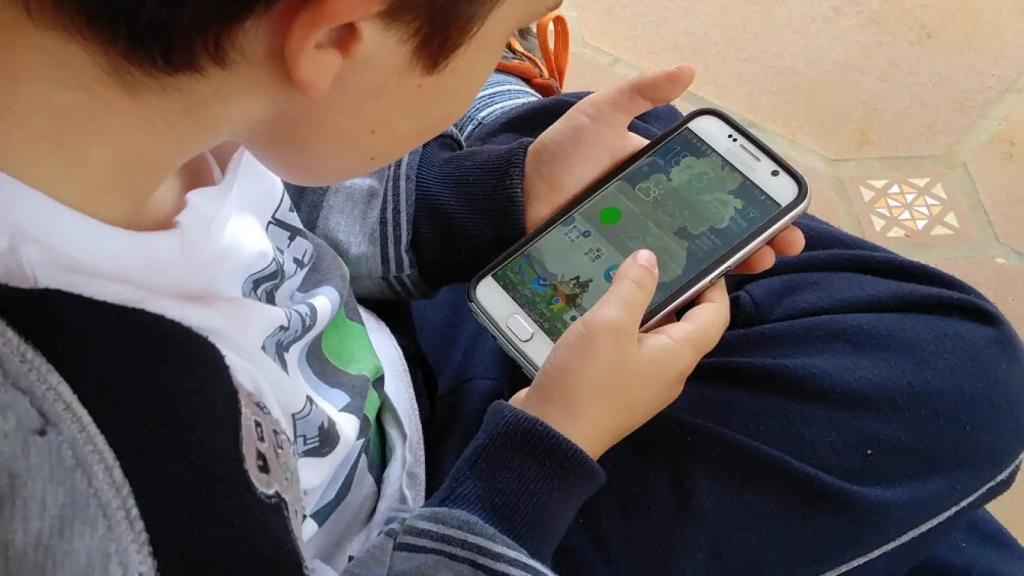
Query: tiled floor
xmin=560 ymin=0 xmax=1023 ymax=544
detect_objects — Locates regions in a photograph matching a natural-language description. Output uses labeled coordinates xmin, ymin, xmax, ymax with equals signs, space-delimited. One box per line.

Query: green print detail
xmin=364 ymin=386 xmax=385 ymax=472
xmin=364 ymin=385 xmax=382 ymax=423
xmin=321 ymin=313 xmax=384 ymax=381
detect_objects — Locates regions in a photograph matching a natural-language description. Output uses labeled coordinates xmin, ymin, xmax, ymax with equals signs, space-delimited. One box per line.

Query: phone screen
xmin=493 ymin=127 xmax=786 ymax=341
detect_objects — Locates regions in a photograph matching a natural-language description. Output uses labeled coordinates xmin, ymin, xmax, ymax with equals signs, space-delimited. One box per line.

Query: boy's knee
xmin=937 ymin=312 xmax=1024 ymax=474
xmin=727 ymin=242 xmax=1024 ymax=482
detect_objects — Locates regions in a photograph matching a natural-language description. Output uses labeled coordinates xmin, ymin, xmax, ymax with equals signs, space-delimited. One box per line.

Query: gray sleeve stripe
xmin=460 ymin=98 xmax=540 ymax=141
xmin=397 ymin=153 xmax=411 ymax=275
xmin=372 ymin=148 xmax=429 ymax=299
xmin=399 ymin=528 xmax=549 ymax=576
xmin=381 ymin=277 xmax=411 ymax=300
xmin=393 ymin=275 xmax=417 ymax=300
xmin=404 ymin=519 xmax=550 ymax=576
xmin=287 ymin=132 xmax=437 ymax=300
xmin=379 ymin=152 xmax=417 ymax=278
xmin=380 ymin=161 xmax=397 ymax=277
xmin=386 ymin=160 xmax=401 ymax=275
xmin=394 ymin=537 xmax=547 ymax=576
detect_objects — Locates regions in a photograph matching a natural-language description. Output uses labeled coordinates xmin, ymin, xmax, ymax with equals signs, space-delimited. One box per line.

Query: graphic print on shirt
xmin=292 ymin=395 xmax=342 ymax=458
xmin=239 ymin=387 xmax=305 ymax=537
xmin=242 ymin=206 xmax=319 ymax=368
xmin=242 ymin=191 xmax=387 ymax=532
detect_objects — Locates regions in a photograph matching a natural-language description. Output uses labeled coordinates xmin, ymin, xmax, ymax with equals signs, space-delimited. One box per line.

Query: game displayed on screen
xmin=493 ymin=128 xmax=785 ymax=341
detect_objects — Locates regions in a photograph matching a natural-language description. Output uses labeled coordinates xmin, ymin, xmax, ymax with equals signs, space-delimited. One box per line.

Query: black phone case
xmin=468 ymin=108 xmax=809 ymax=369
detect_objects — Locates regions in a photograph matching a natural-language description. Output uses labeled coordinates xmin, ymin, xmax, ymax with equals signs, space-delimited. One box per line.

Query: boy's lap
xmin=415 ymin=214 xmax=1023 ymax=497
xmin=550 ymin=215 xmax=1024 ymax=573
xmin=408 ymin=214 xmax=1023 ymax=573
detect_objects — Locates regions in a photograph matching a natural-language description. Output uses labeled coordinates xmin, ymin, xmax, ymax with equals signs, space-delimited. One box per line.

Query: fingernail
xmin=635 ymin=249 xmax=658 ymax=272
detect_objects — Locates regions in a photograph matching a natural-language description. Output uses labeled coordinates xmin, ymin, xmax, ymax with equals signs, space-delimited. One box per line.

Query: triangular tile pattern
xmin=860 ymin=177 xmax=959 ymax=238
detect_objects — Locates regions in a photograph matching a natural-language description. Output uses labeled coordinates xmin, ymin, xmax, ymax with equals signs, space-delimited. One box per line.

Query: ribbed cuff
xmin=413 ymin=138 xmax=532 ymax=288
xmin=427 ymin=402 xmax=606 ymax=563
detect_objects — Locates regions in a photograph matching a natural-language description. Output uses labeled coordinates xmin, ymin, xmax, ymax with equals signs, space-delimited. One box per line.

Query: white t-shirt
xmin=0 ymin=150 xmax=425 ymax=567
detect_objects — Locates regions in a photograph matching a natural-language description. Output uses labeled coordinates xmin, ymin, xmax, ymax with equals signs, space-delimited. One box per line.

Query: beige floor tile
xmin=968 ymin=104 xmax=1024 ymax=252
xmin=990 ymin=489 xmax=1024 ymax=546
xmin=564 ymin=49 xmax=629 ymax=93
xmin=575 ymin=0 xmax=1024 ymax=159
xmin=803 ymin=171 xmax=845 ymax=228
xmin=561 ymin=49 xmax=863 ymax=232
xmin=784 ymin=156 xmax=859 ymax=233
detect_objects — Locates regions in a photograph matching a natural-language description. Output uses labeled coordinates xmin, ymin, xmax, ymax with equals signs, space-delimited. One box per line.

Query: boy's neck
xmin=0 ymin=8 xmax=243 ymax=231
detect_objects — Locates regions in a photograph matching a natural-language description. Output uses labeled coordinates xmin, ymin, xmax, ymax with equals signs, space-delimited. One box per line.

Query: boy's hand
xmin=523 ymin=65 xmax=805 ymax=274
xmin=511 ymin=249 xmax=729 ymax=460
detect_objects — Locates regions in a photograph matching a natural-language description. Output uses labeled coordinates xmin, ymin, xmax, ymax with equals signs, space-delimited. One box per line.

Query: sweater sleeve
xmin=286 ymin=91 xmax=686 ymax=300
xmin=405 ymin=91 xmax=688 ymax=291
xmin=286 ymin=130 xmax=530 ymax=300
xmin=408 ymin=133 xmax=531 ymax=290
xmin=343 ymin=402 xmax=605 ymax=575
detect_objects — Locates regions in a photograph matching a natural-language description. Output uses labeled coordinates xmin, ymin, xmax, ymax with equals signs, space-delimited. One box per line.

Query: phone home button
xmin=506 ymin=315 xmax=535 ymax=343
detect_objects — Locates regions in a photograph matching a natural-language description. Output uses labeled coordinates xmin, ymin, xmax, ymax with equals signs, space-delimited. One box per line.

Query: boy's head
xmin=10 ymin=0 xmax=559 ymax=184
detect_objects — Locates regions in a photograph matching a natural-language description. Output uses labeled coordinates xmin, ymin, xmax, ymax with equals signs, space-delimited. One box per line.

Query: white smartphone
xmin=469 ymin=109 xmax=810 ymax=376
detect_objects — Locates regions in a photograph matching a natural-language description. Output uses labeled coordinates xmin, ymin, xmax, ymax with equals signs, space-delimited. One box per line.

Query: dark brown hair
xmin=19 ymin=0 xmax=504 ymax=75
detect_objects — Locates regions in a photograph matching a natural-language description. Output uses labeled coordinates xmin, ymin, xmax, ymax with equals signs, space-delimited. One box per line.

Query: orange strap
xmin=536 ymin=13 xmax=570 ymax=90
xmin=495 ymin=12 xmax=571 ymax=97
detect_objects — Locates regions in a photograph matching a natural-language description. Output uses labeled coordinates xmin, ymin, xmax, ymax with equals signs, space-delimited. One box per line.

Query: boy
xmin=0 ymin=2 xmax=1021 ymax=575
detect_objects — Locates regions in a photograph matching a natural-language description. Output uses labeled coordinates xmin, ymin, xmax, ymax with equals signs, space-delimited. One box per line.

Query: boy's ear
xmin=283 ymin=0 xmax=385 ymax=98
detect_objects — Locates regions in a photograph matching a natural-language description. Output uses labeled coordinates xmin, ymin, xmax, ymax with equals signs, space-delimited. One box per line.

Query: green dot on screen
xmin=599 ymin=206 xmax=622 ymax=226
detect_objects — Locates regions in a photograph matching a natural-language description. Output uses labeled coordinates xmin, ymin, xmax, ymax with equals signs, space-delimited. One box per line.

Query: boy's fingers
xmin=732 ymin=246 xmax=776 ymax=275
xmin=508 ymin=387 xmax=530 ymax=408
xmin=577 ymin=65 xmax=695 ymax=128
xmin=591 ymin=250 xmax=660 ymax=329
xmin=731 ymin=226 xmax=806 ymax=275
xmin=769 ymin=225 xmax=806 ymax=256
xmin=642 ymin=280 xmax=730 ymax=371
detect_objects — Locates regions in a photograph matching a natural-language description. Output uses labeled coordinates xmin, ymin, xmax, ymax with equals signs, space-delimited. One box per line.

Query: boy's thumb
xmin=595 ymin=250 xmax=660 ymax=327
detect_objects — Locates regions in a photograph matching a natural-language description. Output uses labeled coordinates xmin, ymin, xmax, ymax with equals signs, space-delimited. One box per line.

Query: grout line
xmin=560 ymin=3 xmax=1022 ymax=268
xmin=564 ymin=5 xmax=1024 ymax=175
xmin=564 ymin=0 xmax=1024 ymax=171
xmin=949 ymin=73 xmax=1024 ymax=161
xmin=961 ymin=162 xmax=1022 ymax=258
xmin=572 ymin=38 xmax=837 ymax=167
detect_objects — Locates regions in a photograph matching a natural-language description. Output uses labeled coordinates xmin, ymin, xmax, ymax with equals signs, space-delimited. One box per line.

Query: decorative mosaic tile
xmin=855 ymin=177 xmax=961 ymax=239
